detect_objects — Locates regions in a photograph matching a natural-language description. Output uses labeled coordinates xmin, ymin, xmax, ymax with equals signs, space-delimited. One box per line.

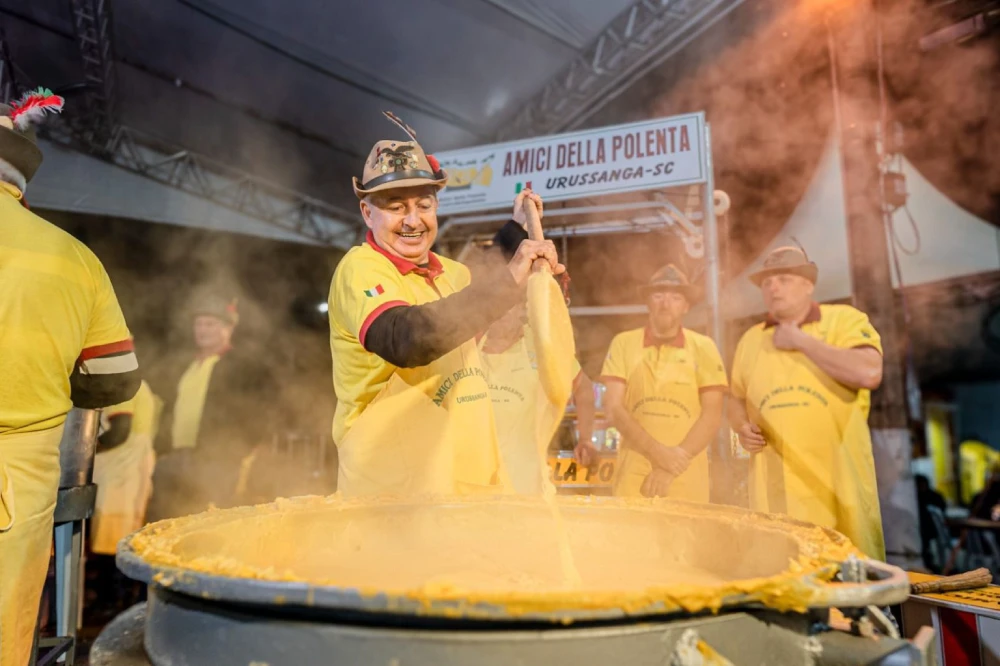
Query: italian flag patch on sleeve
xmin=364 ymin=284 xmax=385 ymax=298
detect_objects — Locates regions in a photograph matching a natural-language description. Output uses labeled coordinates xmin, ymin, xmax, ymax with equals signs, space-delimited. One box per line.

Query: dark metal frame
xmin=0 ymin=18 xmax=16 ymax=104
xmin=495 ymin=0 xmax=745 ymax=141
xmin=5 ymin=2 xmax=358 ymax=246
xmin=68 ymin=0 xmax=118 ymax=149
xmin=41 ymin=121 xmax=361 ymax=246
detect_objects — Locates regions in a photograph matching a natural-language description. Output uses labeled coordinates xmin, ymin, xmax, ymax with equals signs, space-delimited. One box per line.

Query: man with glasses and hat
xmin=600 ymin=265 xmax=728 ymax=500
xmin=728 ymin=246 xmax=885 ymax=559
xmin=0 ymin=89 xmax=140 ymax=664
xmin=329 ymin=113 xmax=564 ymax=496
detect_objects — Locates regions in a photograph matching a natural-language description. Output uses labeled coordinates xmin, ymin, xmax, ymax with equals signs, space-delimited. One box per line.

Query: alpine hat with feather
xmin=353 ymin=111 xmax=448 ymax=198
xmin=0 ymin=88 xmax=65 ymax=189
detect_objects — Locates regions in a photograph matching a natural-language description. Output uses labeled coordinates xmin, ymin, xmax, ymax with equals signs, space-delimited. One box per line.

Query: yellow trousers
xmin=0 ymin=426 xmax=62 ymax=666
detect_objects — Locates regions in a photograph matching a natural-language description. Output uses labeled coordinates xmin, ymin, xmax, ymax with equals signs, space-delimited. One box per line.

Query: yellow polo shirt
xmin=329 ymin=232 xmax=502 ymax=494
xmin=170 ymin=354 xmax=223 ymax=450
xmin=480 ymin=329 xmax=581 ymax=495
xmin=730 ymin=303 xmax=885 ymax=559
xmin=600 ymin=327 xmax=727 ymax=501
xmin=0 ymin=185 xmax=133 ymax=435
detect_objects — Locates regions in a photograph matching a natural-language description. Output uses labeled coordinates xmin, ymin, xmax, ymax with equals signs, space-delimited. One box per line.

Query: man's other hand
xmin=574 ymin=442 xmax=598 ymax=467
xmin=507 ymin=239 xmax=565 ymax=285
xmin=641 ymin=468 xmax=675 ymax=498
xmin=773 ymin=322 xmax=808 ymax=351
xmin=738 ymin=421 xmax=767 ymax=453
xmin=512 ymin=189 xmax=544 ymax=230
xmin=654 ymin=445 xmax=692 ymax=477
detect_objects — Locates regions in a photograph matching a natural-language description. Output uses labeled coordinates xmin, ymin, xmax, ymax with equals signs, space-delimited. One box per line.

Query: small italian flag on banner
xmin=514 ymin=181 xmax=532 ymax=194
xmin=364 ymin=284 xmax=385 ymax=298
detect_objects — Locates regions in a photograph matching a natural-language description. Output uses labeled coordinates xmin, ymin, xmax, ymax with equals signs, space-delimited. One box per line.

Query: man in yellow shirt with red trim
xmin=728 ymin=247 xmax=886 ymax=560
xmin=600 ymin=265 xmax=727 ymax=500
xmin=0 ymin=91 xmax=139 ymax=665
xmin=329 ymin=114 xmax=564 ymax=496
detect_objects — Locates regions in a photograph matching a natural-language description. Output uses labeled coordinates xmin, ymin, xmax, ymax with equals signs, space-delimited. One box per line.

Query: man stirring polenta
xmin=329 ymin=114 xmax=564 ymax=496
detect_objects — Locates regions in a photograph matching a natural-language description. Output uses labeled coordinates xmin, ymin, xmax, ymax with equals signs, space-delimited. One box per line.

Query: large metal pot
xmin=114 ymin=495 xmax=915 ymax=665
xmin=119 ymin=495 xmax=908 ymax=620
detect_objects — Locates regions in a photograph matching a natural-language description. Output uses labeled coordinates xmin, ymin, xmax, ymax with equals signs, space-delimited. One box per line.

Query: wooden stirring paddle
xmin=521 ymin=196 xmax=575 ymax=408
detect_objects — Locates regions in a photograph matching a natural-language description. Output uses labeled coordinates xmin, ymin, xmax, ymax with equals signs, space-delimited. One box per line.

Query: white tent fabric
xmin=717 ymin=136 xmax=1000 ymax=321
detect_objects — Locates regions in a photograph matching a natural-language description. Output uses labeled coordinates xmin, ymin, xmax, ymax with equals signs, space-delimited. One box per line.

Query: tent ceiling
xmin=2 ymin=0 xmax=644 ymax=230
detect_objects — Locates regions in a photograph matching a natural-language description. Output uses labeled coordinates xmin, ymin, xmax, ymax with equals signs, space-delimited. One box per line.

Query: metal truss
xmin=0 ymin=19 xmax=16 ymax=104
xmin=69 ymin=0 xmax=119 ymax=149
xmin=495 ymin=0 xmax=744 ymax=140
xmin=4 ymin=2 xmax=357 ymax=245
xmin=42 ymin=122 xmax=360 ymax=247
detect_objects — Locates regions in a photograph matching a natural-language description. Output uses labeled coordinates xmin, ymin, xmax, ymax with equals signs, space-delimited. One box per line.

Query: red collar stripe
xmin=764 ymin=302 xmax=822 ymax=329
xmin=643 ymin=327 xmax=686 ymax=348
xmin=365 ymin=231 xmax=444 ymax=281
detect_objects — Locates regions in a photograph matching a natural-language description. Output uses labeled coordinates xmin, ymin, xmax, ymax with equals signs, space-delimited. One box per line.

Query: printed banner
xmin=547 ymin=453 xmax=617 ymax=488
xmin=435 ymin=113 xmax=707 ymax=215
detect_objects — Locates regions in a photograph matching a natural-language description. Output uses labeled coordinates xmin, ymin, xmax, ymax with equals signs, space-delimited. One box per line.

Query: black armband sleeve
xmin=97 ymin=413 xmax=133 ymax=453
xmin=69 ymin=351 xmax=142 ymax=409
xmin=493 ymin=220 xmax=528 ymax=262
xmin=363 ymin=254 xmax=521 ymax=368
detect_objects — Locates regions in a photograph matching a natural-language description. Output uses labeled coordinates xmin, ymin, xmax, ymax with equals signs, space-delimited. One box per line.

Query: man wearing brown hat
xmin=149 ymin=294 xmax=275 ymax=517
xmin=0 ymin=90 xmax=140 ymax=665
xmin=599 ymin=265 xmax=728 ymax=500
xmin=728 ymin=246 xmax=886 ymax=559
xmin=329 ymin=114 xmax=564 ymax=496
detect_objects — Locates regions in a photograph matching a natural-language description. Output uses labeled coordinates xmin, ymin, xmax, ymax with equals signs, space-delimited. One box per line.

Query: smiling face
xmin=760 ymin=273 xmax=814 ymax=320
xmin=360 ymin=185 xmax=439 ymax=264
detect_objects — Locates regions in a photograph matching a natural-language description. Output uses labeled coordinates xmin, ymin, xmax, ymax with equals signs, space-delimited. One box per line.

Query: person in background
xmin=148 ymin=295 xmax=275 ymax=519
xmin=329 ymin=114 xmax=563 ymax=496
xmin=92 ymin=379 xmax=160 ymax=551
xmin=0 ymin=91 xmax=140 ymax=665
xmin=479 ymin=200 xmax=596 ymax=494
xmin=88 ymin=378 xmax=160 ymax=616
xmin=914 ymin=474 xmax=947 ymax=571
xmin=728 ymin=246 xmax=885 ymax=560
xmin=600 ymin=265 xmax=727 ymax=500
xmin=960 ymin=436 xmax=1000 ymax=506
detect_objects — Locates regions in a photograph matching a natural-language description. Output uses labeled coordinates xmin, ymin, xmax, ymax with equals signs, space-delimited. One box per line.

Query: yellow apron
xmin=0 ymin=425 xmax=63 ymax=666
xmin=337 ymin=339 xmax=506 ymax=497
xmin=91 ymin=382 xmax=161 ymax=555
xmin=613 ymin=347 xmax=709 ymax=502
xmin=744 ymin=343 xmax=886 ymax=560
xmin=960 ymin=440 xmax=1000 ymax=506
xmin=926 ymin=406 xmax=956 ymax=503
xmin=479 ymin=332 xmax=573 ymax=496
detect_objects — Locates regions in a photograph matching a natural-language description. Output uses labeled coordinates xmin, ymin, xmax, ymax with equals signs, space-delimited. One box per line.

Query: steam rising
xmin=31 ymin=0 xmax=997 ymax=527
